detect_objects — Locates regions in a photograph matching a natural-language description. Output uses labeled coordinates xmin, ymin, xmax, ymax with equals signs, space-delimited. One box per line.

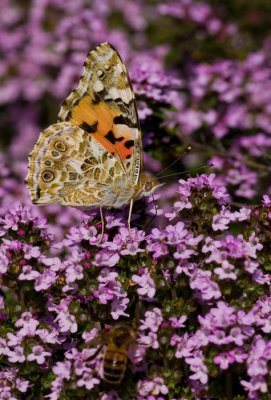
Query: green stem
xmin=226 ymin=371 xmax=232 ymax=400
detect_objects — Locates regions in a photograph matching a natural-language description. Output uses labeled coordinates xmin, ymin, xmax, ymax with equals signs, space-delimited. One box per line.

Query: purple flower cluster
xmin=130 ymin=59 xmax=182 ymax=120
xmin=159 ymin=0 xmax=237 ymax=37
xmin=164 ymin=47 xmax=271 ymax=199
xmin=1 ymin=171 xmax=270 ymax=398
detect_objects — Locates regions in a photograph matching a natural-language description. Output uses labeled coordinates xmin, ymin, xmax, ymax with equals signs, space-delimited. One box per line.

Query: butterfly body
xmin=26 ymin=43 xmax=161 ymax=227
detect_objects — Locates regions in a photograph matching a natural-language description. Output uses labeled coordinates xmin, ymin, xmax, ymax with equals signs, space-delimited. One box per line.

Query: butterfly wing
xmin=26 ymin=122 xmax=125 ymax=206
xmin=26 ymin=43 xmax=142 ymax=208
xmin=58 ymin=42 xmax=142 ymax=186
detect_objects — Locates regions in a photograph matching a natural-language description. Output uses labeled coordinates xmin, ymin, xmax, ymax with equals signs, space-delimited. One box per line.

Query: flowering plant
xmin=1 ymin=1 xmax=271 ymax=399
xmin=1 ymin=181 xmax=271 ymax=399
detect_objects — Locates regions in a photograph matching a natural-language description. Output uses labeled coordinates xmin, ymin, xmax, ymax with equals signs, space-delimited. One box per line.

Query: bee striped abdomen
xmin=103 ymin=346 xmax=127 ymax=384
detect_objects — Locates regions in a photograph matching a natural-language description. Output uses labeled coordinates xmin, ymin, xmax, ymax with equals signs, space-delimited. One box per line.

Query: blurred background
xmin=1 ymin=0 xmax=271 ymax=238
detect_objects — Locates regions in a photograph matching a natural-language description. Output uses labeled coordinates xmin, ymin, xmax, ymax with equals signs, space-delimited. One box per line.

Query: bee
xmin=102 ymin=323 xmax=136 ymax=384
xmin=89 ymin=323 xmax=136 ymax=384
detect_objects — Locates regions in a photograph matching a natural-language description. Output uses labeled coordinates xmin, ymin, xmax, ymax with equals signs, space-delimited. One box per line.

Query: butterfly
xmin=26 ymin=43 xmax=162 ymax=239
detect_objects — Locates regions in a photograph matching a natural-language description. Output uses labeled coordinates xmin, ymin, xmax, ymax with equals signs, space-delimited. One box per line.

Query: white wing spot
xmin=97 ymin=70 xmax=103 ymax=77
xmin=93 ymin=80 xmax=104 ymax=92
xmin=104 ymin=64 xmax=110 ymax=70
xmin=108 ymin=87 xmax=120 ymax=100
xmin=115 ymin=63 xmax=124 ymax=74
xmin=120 ymin=88 xmax=133 ymax=103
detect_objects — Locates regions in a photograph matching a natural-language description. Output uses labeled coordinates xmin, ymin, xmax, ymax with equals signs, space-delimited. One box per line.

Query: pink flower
xmin=15 ymin=312 xmax=39 ymax=330
xmin=214 ymin=351 xmax=235 ymax=370
xmin=190 ymin=269 xmax=221 ymax=301
xmin=94 ymin=251 xmax=119 ymax=267
xmin=7 ymin=346 xmax=26 ymax=363
xmin=137 ymin=376 xmax=169 ymax=396
xmin=262 ymin=195 xmax=271 ymax=206
xmin=52 ymin=361 xmax=72 ymax=379
xmin=140 ymin=308 xmax=163 ymax=332
xmin=65 ymin=263 xmax=84 ymax=283
xmin=111 ymin=296 xmax=129 ymax=320
xmin=132 ymin=268 xmax=156 ymax=298
xmin=36 ymin=328 xmax=60 ymax=344
xmin=77 ymin=371 xmax=100 ymax=390
xmin=27 ymin=345 xmax=51 ymax=364
xmin=0 ymin=251 xmax=9 ymax=274
xmin=18 ymin=265 xmax=40 ymax=280
xmin=171 ymin=333 xmax=193 ymax=359
xmin=82 ymin=327 xmax=101 ymax=343
xmin=241 ymin=376 xmax=268 ymax=397
xmin=169 ymin=315 xmax=187 ymax=328
xmin=212 ymin=207 xmax=233 ymax=231
xmin=34 ymin=269 xmax=57 ymax=291
xmin=138 ymin=331 xmax=159 ymax=349
xmin=228 ymin=327 xmax=247 ymax=346
xmin=55 ymin=312 xmax=78 ymax=333
xmin=0 ymin=338 xmax=8 ymax=356
xmin=15 ymin=378 xmax=30 ymax=393
xmin=147 ymin=242 xmax=168 ymax=258
xmin=214 ymin=260 xmax=237 ymax=280
xmin=186 ymin=351 xmax=208 ymax=384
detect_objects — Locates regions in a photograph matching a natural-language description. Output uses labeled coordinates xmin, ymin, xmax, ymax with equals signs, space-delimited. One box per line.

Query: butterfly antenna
xmin=158 ymin=162 xmax=215 ymax=180
xmin=155 ymin=146 xmax=192 ymax=179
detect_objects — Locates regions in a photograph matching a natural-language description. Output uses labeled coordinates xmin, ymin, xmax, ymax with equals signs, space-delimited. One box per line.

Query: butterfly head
xmin=136 ymin=174 xmax=164 ymax=199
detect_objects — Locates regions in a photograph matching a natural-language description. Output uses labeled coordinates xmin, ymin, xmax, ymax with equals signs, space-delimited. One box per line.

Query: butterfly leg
xmin=98 ymin=206 xmax=105 ymax=244
xmin=128 ymin=198 xmax=134 ymax=236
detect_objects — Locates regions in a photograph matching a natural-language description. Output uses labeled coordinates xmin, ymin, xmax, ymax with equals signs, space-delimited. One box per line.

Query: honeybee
xmin=89 ymin=323 xmax=136 ymax=384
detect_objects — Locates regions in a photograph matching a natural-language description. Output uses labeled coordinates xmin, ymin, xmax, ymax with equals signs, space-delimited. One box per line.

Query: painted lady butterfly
xmin=26 ymin=43 xmax=161 ymax=237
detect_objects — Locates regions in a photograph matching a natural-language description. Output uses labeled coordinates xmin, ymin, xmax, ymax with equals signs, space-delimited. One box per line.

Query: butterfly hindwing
xmin=26 ymin=122 xmax=125 ymax=206
xmin=58 ymin=43 xmax=142 ymax=186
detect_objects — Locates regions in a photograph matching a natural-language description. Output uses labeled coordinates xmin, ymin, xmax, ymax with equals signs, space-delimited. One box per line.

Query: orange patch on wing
xmin=112 ymin=124 xmax=134 ymax=159
xmin=70 ymin=95 xmax=134 ymax=160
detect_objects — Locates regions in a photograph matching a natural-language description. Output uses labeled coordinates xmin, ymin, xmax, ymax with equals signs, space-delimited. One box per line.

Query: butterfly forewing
xmin=58 ymin=43 xmax=142 ymax=186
